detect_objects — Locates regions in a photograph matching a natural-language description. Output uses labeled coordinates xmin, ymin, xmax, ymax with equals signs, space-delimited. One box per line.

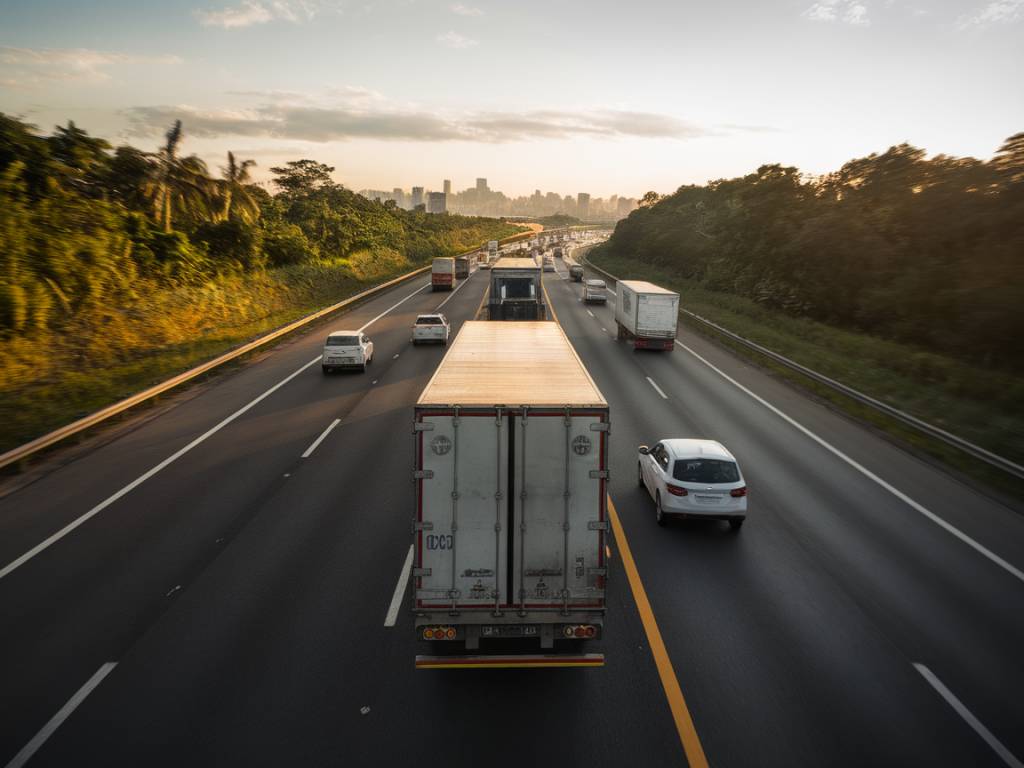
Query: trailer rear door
xmin=637 ymin=294 xmax=679 ymax=338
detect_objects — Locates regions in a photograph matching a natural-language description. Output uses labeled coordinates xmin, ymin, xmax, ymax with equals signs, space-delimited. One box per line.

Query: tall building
xmin=393 ymin=187 xmax=406 ymax=209
xmin=411 ymin=186 xmax=424 ymax=209
xmin=577 ymin=192 xmax=591 ymax=220
xmin=476 ymin=178 xmax=488 ymax=193
xmin=443 ymin=179 xmax=452 ymax=196
xmin=427 ymin=191 xmax=447 ymax=214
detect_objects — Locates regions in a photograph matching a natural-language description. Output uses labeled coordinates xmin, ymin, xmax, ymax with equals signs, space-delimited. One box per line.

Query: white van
xmin=583 ymin=279 xmax=607 ymax=304
xmin=322 ymin=331 xmax=374 ymax=373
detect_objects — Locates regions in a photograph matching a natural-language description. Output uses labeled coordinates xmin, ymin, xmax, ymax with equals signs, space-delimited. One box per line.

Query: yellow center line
xmin=608 ymin=495 xmax=710 ymax=768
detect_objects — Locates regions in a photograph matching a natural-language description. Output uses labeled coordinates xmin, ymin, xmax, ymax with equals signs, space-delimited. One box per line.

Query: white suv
xmin=322 ymin=331 xmax=374 ymax=373
xmin=638 ymin=439 xmax=747 ymax=529
xmin=411 ymin=314 xmax=450 ymax=345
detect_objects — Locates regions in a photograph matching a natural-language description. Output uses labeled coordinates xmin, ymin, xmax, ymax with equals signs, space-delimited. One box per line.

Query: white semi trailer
xmin=412 ymin=321 xmax=609 ymax=669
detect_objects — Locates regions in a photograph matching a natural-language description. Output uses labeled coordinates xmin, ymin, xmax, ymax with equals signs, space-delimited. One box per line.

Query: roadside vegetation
xmin=0 ymin=115 xmax=521 ymax=454
xmin=589 ymin=135 xmax=1024 ymax=492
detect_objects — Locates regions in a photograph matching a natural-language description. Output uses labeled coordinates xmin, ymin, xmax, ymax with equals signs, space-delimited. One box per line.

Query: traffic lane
xmin=581 ymin=299 xmax=1024 ymax=761
xmin=577 ymin=272 xmax=1024 ymax=755
xmin=580 ymin=265 xmax=1024 ymax=578
xmin=34 ymin=281 xmax=684 ymax=767
xmin=547 ymin=275 xmax=1004 ymax=766
xmin=0 ymin=273 xmax=435 ymax=567
xmin=0 ymin=273 xmax=474 ymax=765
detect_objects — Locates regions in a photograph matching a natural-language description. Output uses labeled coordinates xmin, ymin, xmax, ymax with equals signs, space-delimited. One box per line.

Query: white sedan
xmin=638 ymin=438 xmax=747 ymax=529
xmin=411 ymin=313 xmax=450 ymax=345
xmin=322 ymin=331 xmax=374 ymax=373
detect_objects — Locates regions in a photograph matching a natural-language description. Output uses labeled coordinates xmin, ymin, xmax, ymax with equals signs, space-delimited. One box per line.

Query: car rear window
xmin=673 ymin=459 xmax=739 ymax=484
xmin=326 ymin=336 xmax=359 ymax=346
xmin=416 ymin=316 xmax=441 ymax=325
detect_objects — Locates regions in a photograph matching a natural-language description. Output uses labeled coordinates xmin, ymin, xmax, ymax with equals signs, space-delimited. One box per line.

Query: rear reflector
xmin=666 ymin=484 xmax=688 ymax=497
xmin=416 ymin=654 xmax=604 ymax=670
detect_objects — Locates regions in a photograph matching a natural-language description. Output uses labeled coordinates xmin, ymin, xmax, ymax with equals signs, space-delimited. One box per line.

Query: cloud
xmin=123 ymin=92 xmax=723 ymax=144
xmin=803 ymin=0 xmax=870 ymax=25
xmin=0 ymin=47 xmax=181 ymax=85
xmin=450 ymin=3 xmax=483 ymax=15
xmin=436 ymin=30 xmax=478 ymax=48
xmin=195 ymin=0 xmax=341 ymax=28
xmin=957 ymin=0 xmax=1024 ymax=28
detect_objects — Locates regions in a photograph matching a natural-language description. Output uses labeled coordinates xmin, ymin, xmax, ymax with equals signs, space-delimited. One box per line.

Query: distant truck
xmin=569 ymin=264 xmax=584 ymax=282
xmin=432 ymin=257 xmax=456 ymax=291
xmin=614 ymin=280 xmax=679 ymax=351
xmin=454 ymin=255 xmax=471 ymax=279
xmin=488 ymin=257 xmax=546 ymax=320
xmin=413 ymin=321 xmax=609 ymax=669
xmin=488 ymin=240 xmax=499 ymax=257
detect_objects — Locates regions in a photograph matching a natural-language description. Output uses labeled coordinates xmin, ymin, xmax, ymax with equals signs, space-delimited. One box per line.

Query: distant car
xmin=583 ymin=279 xmax=607 ymax=303
xmin=543 ymin=256 xmax=555 ymax=272
xmin=569 ymin=264 xmax=584 ymax=282
xmin=411 ymin=313 xmax=450 ymax=345
xmin=322 ymin=331 xmax=374 ymax=373
xmin=638 ymin=439 xmax=747 ymax=529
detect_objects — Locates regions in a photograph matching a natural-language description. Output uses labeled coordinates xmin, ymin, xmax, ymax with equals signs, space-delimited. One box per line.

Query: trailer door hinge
xmin=413 ymin=567 xmax=432 ymax=577
xmin=587 ymin=567 xmax=608 ymax=576
xmin=587 ymin=520 xmax=610 ymax=531
xmin=413 ymin=469 xmax=434 ymax=480
xmin=589 ymin=422 xmax=610 ymax=432
xmin=414 ymin=422 xmax=435 ymax=432
xmin=589 ymin=470 xmax=609 ymax=480
xmin=413 ymin=521 xmax=434 ymax=531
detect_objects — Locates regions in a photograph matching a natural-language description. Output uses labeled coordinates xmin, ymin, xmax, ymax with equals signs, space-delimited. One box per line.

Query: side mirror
xmin=638 ymin=445 xmax=650 ymax=455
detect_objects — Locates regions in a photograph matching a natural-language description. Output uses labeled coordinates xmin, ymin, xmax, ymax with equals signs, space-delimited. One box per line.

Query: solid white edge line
xmin=674 ymin=339 xmax=1024 ymax=585
xmin=384 ymin=544 xmax=415 ymax=627
xmin=5 ymin=662 xmax=117 ymax=768
xmin=913 ymin=663 xmax=1024 ymax=768
xmin=646 ymin=376 xmax=669 ymax=399
xmin=0 ymin=281 xmax=431 ymax=583
xmin=301 ymin=418 xmax=341 ymax=459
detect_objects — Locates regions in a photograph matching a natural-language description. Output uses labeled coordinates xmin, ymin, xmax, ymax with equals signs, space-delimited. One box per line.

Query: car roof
xmin=327 ymin=330 xmax=362 ymax=337
xmin=416 ymin=314 xmax=445 ymax=320
xmin=661 ymin=439 xmax=735 ymax=461
xmin=585 ymin=279 xmax=605 ymax=286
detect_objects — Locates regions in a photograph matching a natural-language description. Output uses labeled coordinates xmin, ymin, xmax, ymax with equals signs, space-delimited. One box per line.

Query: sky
xmin=1 ymin=0 xmax=1022 ymax=198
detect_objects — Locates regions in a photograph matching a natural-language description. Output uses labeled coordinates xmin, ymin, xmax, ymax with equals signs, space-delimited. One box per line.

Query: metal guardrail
xmin=1 ymin=231 xmax=534 ymax=472
xmin=580 ymin=254 xmax=1024 ymax=481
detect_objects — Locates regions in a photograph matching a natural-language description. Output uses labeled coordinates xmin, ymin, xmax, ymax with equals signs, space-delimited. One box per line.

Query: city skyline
xmin=2 ymin=1 xmax=1021 ymax=196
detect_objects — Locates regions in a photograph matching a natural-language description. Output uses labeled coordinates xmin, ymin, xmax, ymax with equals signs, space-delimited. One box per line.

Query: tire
xmin=360 ymin=363 xmax=367 ymax=373
xmin=638 ymin=462 xmax=644 ymax=488
xmin=321 ymin=365 xmax=329 ymax=375
xmin=656 ymin=493 xmax=666 ymax=527
xmin=729 ymin=518 xmax=745 ymax=532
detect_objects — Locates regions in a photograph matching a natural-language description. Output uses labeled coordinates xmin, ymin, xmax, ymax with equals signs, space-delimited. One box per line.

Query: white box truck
xmin=614 ymin=280 xmax=679 ymax=351
xmin=431 ymin=257 xmax=456 ymax=291
xmin=488 ymin=240 xmax=499 ymax=257
xmin=413 ymin=321 xmax=609 ymax=669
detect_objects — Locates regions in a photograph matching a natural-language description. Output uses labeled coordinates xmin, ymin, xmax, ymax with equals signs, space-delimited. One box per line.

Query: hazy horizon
xmin=2 ymin=0 xmax=1022 ymax=197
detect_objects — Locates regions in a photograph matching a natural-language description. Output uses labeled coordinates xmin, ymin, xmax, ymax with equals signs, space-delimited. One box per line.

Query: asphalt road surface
xmin=1 ymin=253 xmax=1022 ymax=767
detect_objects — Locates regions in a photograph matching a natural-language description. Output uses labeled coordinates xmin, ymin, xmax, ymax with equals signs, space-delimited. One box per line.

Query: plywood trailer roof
xmin=492 ymin=257 xmax=540 ymax=270
xmin=417 ymin=321 xmax=607 ymax=407
xmin=618 ymin=280 xmax=679 ymax=296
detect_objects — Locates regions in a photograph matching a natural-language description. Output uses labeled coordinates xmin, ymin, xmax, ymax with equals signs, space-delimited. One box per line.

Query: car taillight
xmin=666 ymin=484 xmax=688 ymax=496
xmin=730 ymin=487 xmax=747 ymax=497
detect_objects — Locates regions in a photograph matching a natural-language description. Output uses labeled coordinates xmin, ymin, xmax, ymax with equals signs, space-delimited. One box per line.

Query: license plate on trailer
xmin=481 ymin=625 xmax=539 ymax=638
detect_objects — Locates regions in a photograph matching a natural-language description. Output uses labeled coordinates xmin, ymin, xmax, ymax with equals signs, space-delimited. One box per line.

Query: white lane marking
xmin=301 ymin=418 xmax=341 ymax=458
xmin=675 ymin=339 xmax=1024 ymax=585
xmin=384 ymin=544 xmax=415 ymax=627
xmin=393 ymin=353 xmax=400 ymax=359
xmin=913 ymin=663 xmax=1024 ymax=768
xmin=0 ymin=281 xmax=430 ymax=582
xmin=646 ymin=376 xmax=668 ymax=399
xmin=601 ymin=327 xmax=608 ymax=333
xmin=586 ymin=310 xmax=595 ymax=318
xmin=6 ymin=662 xmax=117 ymax=768
xmin=435 ymin=269 xmax=474 ymax=310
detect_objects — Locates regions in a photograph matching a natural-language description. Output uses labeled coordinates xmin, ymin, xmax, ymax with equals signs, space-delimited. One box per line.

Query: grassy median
xmin=587 ymin=249 xmax=1024 ymax=502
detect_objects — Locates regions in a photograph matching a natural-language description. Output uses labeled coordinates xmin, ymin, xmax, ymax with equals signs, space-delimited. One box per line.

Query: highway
xmin=1 ymin=251 xmax=1022 ymax=767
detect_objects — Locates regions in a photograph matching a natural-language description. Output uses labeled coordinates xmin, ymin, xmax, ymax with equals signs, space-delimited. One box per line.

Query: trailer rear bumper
xmin=416 ymin=653 xmax=604 ymax=670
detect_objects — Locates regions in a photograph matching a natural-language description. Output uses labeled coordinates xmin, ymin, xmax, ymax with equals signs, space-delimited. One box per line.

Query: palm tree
xmin=147 ymin=120 xmax=215 ymax=232
xmin=218 ymin=151 xmax=259 ymax=223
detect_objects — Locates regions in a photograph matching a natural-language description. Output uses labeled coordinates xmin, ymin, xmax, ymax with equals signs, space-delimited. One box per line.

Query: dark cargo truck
xmin=488 ymin=257 xmax=546 ymax=321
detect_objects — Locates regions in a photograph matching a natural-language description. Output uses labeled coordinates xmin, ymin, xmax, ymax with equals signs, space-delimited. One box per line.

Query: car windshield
xmin=587 ymin=280 xmax=605 ymax=288
xmin=326 ymin=336 xmax=359 ymax=346
xmin=673 ymin=458 xmax=740 ymax=484
xmin=416 ymin=317 xmax=441 ymax=325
